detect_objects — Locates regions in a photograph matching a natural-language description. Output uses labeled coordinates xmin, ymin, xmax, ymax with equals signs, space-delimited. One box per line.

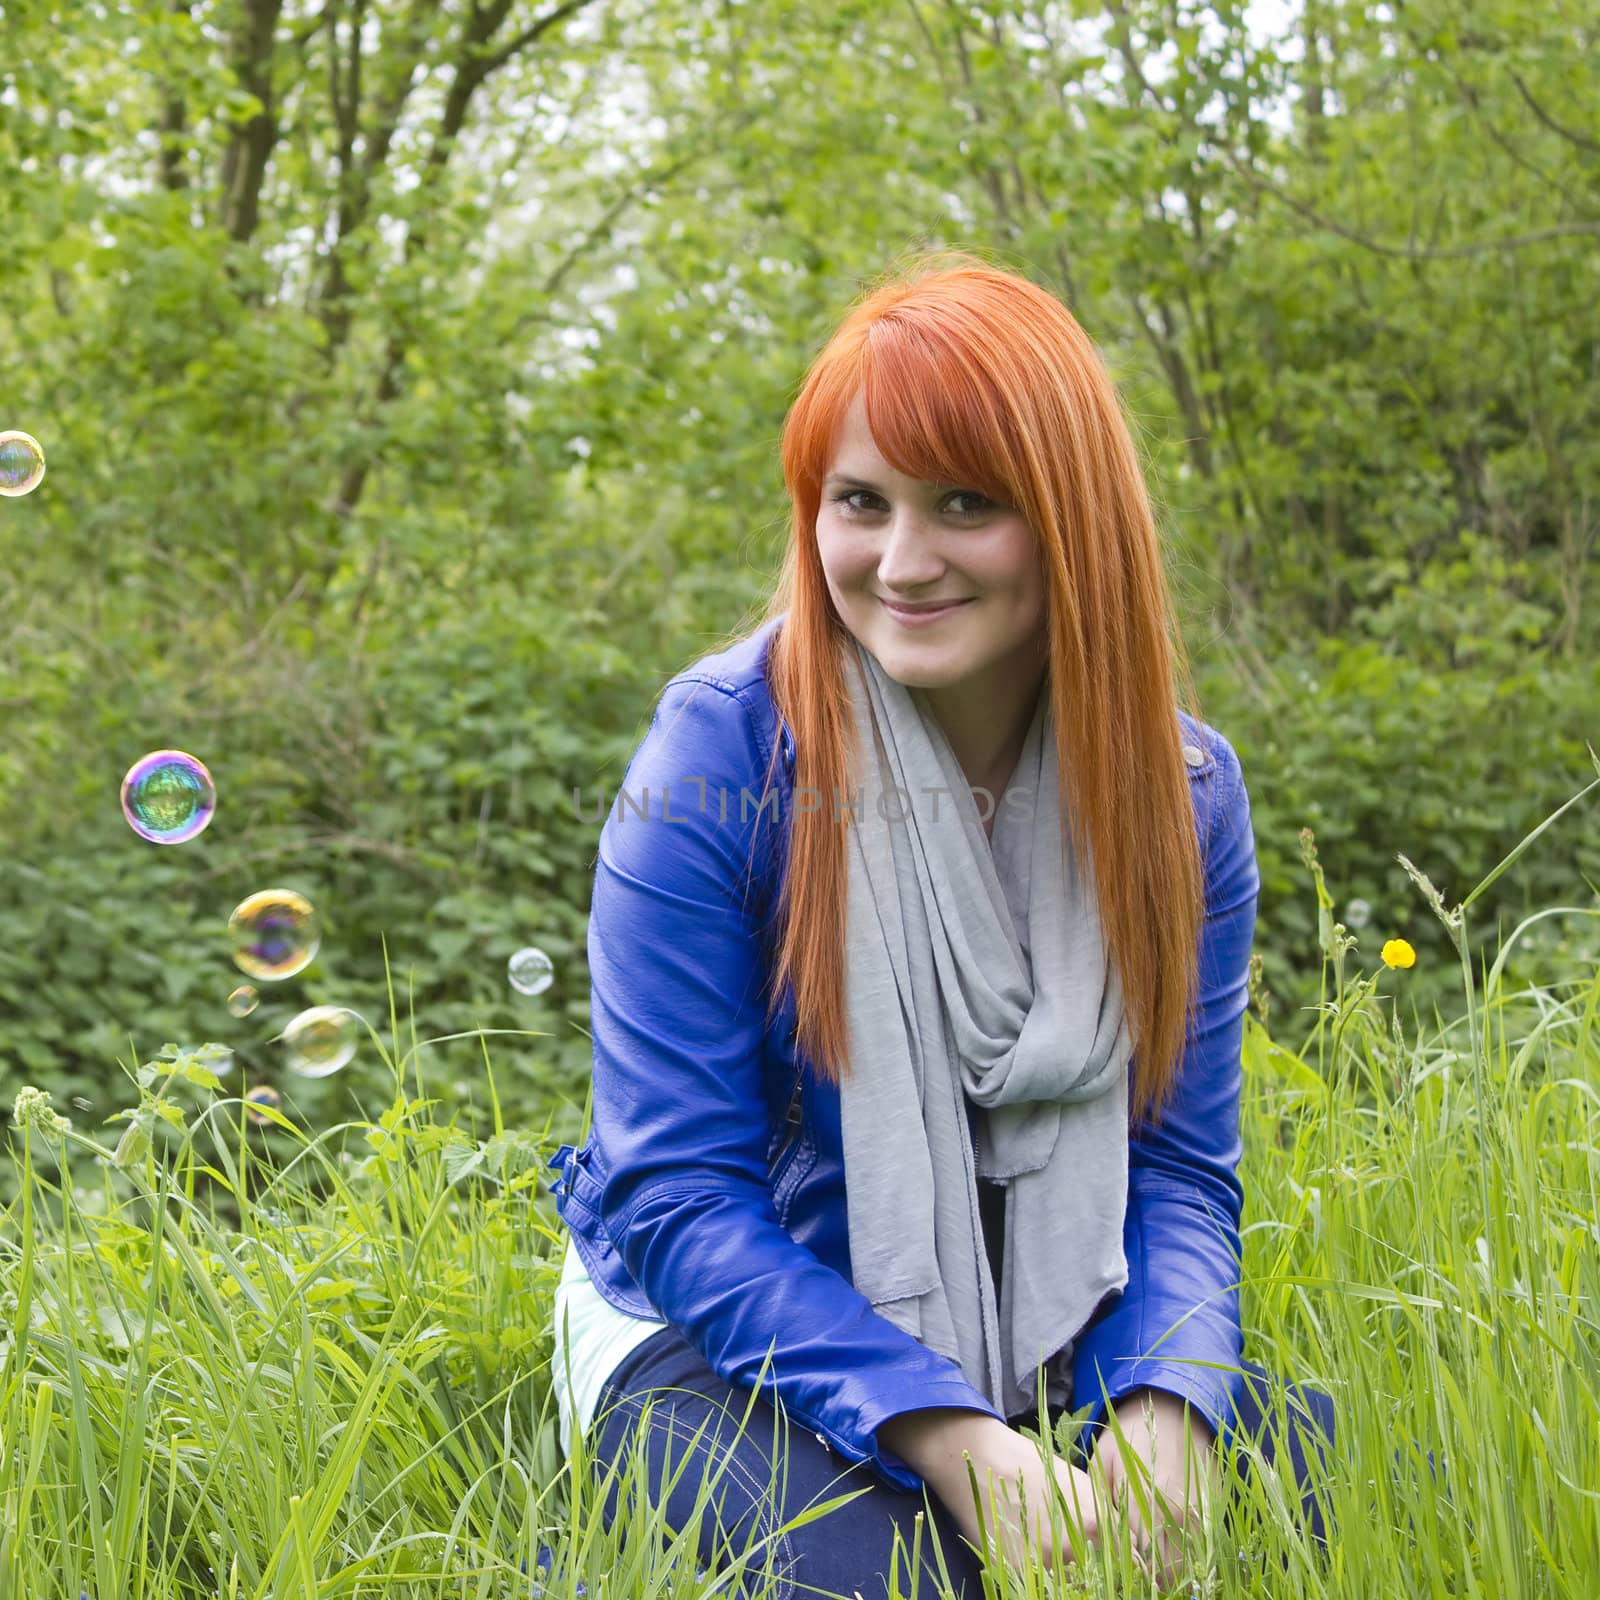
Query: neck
xmin=927 ymin=662 xmax=1047 ymax=805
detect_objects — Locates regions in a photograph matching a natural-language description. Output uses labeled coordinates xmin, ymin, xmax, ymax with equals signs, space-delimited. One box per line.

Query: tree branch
xmin=311 ymin=0 xmax=611 ymax=598
xmin=218 ymin=0 xmax=287 ymax=243
xmin=156 ymin=1 xmax=193 ymax=193
xmin=482 ymin=0 xmax=597 ymax=76
xmin=1508 ymin=67 xmax=1600 ymax=154
xmin=1218 ymin=143 xmax=1598 ymax=257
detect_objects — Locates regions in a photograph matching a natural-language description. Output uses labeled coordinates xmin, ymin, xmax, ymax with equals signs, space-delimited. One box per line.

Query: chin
xmin=871 ymin=650 xmax=967 ymax=688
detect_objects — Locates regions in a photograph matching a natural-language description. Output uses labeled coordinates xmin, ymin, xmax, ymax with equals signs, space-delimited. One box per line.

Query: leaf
xmin=1241 ymin=1014 xmax=1325 ymax=1094
xmin=304 ymin=1278 xmax=357 ymax=1305
xmin=442 ymin=1143 xmax=487 ymax=1186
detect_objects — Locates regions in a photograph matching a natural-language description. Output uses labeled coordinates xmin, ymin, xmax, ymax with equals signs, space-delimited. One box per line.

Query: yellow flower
xmin=1381 ymin=938 xmax=1416 ymax=969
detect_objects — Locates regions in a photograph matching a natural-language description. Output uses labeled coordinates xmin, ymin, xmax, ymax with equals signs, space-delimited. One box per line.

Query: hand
xmin=937 ymin=1423 xmax=1104 ymax=1577
xmin=1091 ymin=1388 xmax=1219 ymax=1587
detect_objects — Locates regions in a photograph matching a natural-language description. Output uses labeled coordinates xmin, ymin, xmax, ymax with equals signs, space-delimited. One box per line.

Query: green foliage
xmin=0 ymin=1029 xmax=583 ymax=1598
xmin=2 ymin=905 xmax=1597 ymax=1594
xmin=1 ymin=0 xmax=1596 ymax=1158
xmin=0 ymin=603 xmax=660 ymax=1155
xmin=1206 ymin=534 xmax=1600 ymax=1037
xmin=1 ymin=0 xmax=1597 ymax=1587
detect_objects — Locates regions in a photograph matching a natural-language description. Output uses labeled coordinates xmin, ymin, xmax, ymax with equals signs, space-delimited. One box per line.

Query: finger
xmin=1126 ymin=1518 xmax=1155 ymax=1583
xmin=1070 ymin=1464 xmax=1103 ymax=1522
xmin=1155 ymin=1517 xmax=1181 ymax=1581
xmin=1111 ymin=1484 xmax=1151 ymax=1566
xmin=1087 ymin=1452 xmax=1121 ymax=1515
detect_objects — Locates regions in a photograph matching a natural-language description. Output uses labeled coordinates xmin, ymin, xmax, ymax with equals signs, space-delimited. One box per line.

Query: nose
xmin=875 ymin=508 xmax=947 ymax=590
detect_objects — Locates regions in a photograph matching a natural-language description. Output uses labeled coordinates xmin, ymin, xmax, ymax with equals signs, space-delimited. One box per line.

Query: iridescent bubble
xmin=508 ymin=946 xmax=554 ymax=996
xmin=227 ymin=984 xmax=260 ymax=1018
xmin=120 ymin=750 xmax=217 ymax=844
xmin=1345 ymin=898 xmax=1372 ymax=930
xmin=244 ymin=1085 xmax=282 ymax=1126
xmin=228 ymin=889 xmax=320 ymax=980
xmin=0 ymin=430 xmax=46 ymax=496
xmin=282 ymin=1005 xmax=362 ymax=1078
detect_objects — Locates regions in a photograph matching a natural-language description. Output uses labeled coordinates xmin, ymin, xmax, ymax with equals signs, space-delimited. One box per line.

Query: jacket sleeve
xmin=1069 ymin=729 xmax=1255 ymax=1447
xmin=587 ymin=673 xmax=1005 ymax=1493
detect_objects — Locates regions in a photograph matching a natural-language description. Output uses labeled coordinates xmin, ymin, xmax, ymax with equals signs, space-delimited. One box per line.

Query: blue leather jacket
xmin=547 ymin=614 xmax=1257 ymax=1493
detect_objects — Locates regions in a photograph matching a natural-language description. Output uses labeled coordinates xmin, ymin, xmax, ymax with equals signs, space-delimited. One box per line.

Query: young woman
xmin=546 ymin=252 xmax=1335 ymax=1598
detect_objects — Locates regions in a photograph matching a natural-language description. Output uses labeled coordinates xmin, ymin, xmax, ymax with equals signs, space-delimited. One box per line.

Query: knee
xmin=1227 ymin=1359 xmax=1336 ymax=1456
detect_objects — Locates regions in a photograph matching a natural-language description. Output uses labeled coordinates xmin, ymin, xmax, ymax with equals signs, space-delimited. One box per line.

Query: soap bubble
xmin=227 ymin=984 xmax=260 ymax=1018
xmin=0 ymin=430 xmax=46 ymax=496
xmin=282 ymin=1005 xmax=362 ymax=1078
xmin=1345 ymin=898 xmax=1372 ymax=930
xmin=120 ymin=750 xmax=217 ymax=844
xmin=244 ymin=1085 xmax=282 ymax=1126
xmin=228 ymin=889 xmax=320 ymax=980
xmin=508 ymin=946 xmax=554 ymax=996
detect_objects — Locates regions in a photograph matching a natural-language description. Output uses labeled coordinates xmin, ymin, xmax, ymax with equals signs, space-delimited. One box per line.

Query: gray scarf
xmin=837 ymin=637 xmax=1132 ymax=1423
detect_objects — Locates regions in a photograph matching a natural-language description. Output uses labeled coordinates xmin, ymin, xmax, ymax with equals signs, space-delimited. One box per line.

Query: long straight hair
xmin=727 ymin=250 xmax=1210 ymax=1130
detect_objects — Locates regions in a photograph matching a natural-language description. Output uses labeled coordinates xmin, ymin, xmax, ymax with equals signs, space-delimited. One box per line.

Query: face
xmin=815 ymin=391 xmax=1049 ymax=738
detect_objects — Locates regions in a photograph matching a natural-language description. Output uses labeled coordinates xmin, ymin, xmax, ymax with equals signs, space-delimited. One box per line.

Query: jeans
xmin=579 ymin=1321 xmax=1339 ymax=1600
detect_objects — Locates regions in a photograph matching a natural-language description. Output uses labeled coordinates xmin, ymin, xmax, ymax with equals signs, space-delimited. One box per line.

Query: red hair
xmin=723 ymin=249 xmax=1209 ymax=1129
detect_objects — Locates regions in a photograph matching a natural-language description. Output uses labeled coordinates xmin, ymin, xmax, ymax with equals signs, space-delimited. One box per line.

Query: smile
xmin=881 ymin=598 xmax=974 ymax=625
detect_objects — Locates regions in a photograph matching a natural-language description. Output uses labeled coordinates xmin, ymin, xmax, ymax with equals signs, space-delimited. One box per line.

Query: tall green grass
xmin=3 ymin=771 xmax=1598 ymax=1600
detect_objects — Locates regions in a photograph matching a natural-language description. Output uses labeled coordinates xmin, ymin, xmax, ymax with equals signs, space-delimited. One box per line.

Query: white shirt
xmin=551 ymin=1231 xmax=670 ymax=1460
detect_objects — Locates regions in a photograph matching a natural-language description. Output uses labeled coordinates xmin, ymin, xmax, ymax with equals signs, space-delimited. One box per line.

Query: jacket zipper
xmin=771 ymin=1068 xmax=804 ymax=1170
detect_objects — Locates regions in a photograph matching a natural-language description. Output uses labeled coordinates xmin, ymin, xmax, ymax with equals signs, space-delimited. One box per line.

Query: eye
xmin=831 ymin=489 xmax=992 ymax=517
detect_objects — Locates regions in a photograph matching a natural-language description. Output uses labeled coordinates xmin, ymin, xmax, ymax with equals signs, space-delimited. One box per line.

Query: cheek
xmin=816 ymin=530 xmax=874 ymax=587
xmin=984 ymin=550 xmax=1047 ymax=609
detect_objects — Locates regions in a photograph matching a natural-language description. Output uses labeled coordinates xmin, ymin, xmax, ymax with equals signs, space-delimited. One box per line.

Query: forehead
xmin=827 ymin=395 xmax=885 ymax=466
xmin=826 ymin=396 xmax=941 ymax=486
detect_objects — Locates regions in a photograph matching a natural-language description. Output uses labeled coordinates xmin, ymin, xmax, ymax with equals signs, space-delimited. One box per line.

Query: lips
xmin=881 ymin=598 xmax=973 ymax=616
